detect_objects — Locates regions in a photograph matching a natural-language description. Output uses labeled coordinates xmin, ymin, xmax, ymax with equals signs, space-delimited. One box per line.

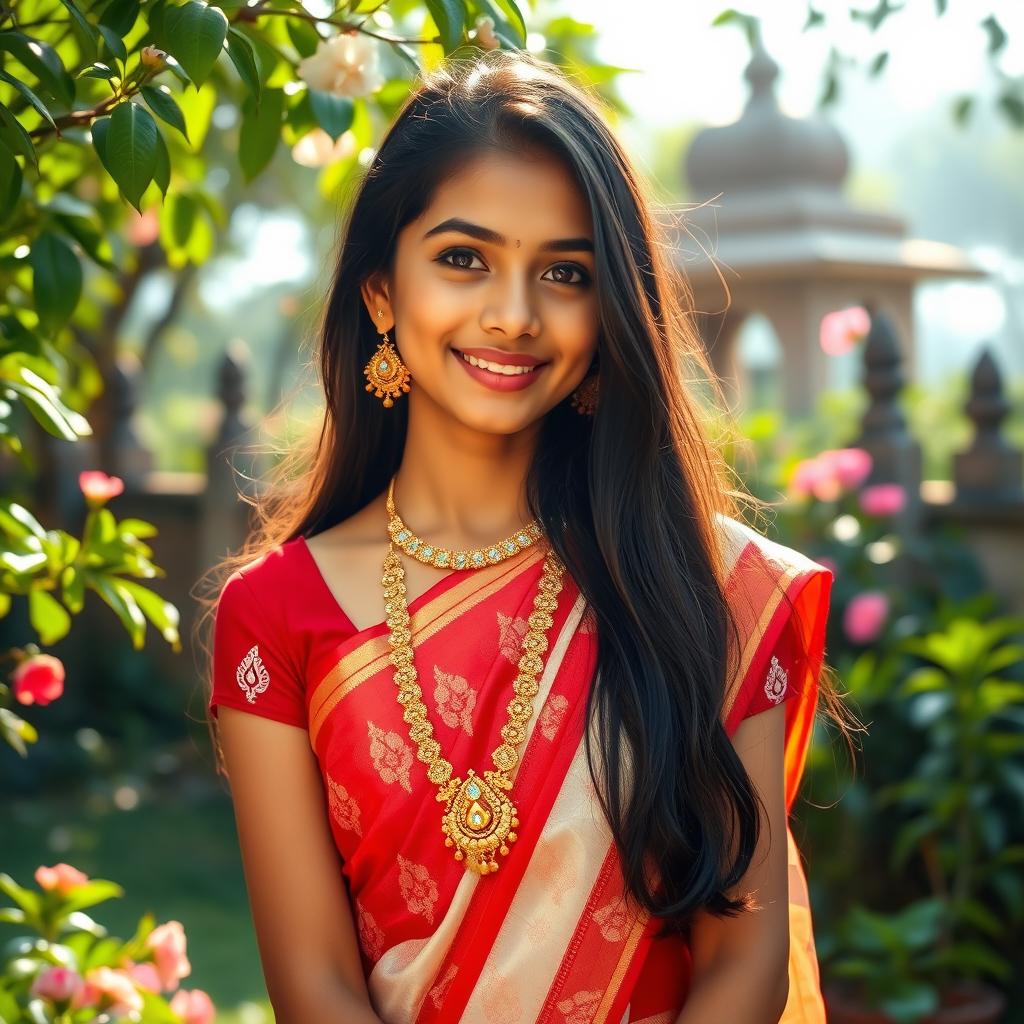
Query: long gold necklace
xmin=382 ymin=477 xmax=565 ymax=875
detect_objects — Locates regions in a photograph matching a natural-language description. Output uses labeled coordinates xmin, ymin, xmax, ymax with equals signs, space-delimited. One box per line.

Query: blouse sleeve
xmin=209 ymin=569 xmax=308 ymax=729
xmin=734 ymin=565 xmax=833 ymax=724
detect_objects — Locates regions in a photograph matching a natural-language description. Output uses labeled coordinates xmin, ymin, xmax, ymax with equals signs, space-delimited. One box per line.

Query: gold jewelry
xmin=570 ymin=373 xmax=598 ymax=416
xmin=381 ymin=512 xmax=565 ymax=874
xmin=364 ymin=314 xmax=411 ymax=408
xmin=386 ymin=477 xmax=543 ymax=570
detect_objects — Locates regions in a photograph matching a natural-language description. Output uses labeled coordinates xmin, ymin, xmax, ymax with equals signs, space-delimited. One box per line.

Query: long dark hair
xmin=198 ymin=47 xmax=856 ymax=940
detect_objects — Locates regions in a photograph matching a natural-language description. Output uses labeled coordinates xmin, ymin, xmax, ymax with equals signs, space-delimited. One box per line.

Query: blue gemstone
xmin=467 ymin=782 xmax=480 ymax=798
xmin=397 ymin=531 xmax=409 ymax=542
xmin=518 ymin=533 xmax=529 ymax=544
xmin=505 ymin=540 xmax=516 ymax=552
xmin=380 ymin=360 xmax=388 ymax=370
xmin=408 ymin=539 xmax=419 ymax=552
xmin=473 ymin=552 xmax=484 ymax=564
xmin=423 ymin=547 xmax=433 ymax=557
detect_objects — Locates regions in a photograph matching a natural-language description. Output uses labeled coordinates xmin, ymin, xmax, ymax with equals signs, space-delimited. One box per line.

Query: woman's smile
xmin=450 ymin=346 xmax=550 ymax=392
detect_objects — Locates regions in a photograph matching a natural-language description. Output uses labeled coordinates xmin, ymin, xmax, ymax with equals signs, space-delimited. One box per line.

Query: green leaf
xmin=28 ymin=589 xmax=72 ymax=645
xmin=285 ymin=16 xmax=321 ymax=59
xmin=97 ymin=23 xmax=128 ymax=64
xmin=1 ymin=361 xmax=92 ymax=441
xmin=152 ymin=124 xmax=170 ymax=197
xmin=78 ymin=61 xmax=118 ymax=80
xmin=225 ymin=27 xmax=262 ymax=103
xmin=239 ymin=87 xmax=283 ymax=182
xmin=981 ymin=14 xmax=1007 ymax=55
xmin=59 ymin=879 xmax=124 ymax=915
xmin=308 ymin=89 xmax=354 ymax=141
xmin=0 ymin=32 xmax=75 ymax=106
xmin=868 ymin=51 xmax=888 ymax=76
xmin=59 ymin=0 xmax=101 ymax=51
xmin=0 ymin=138 xmax=22 ymax=222
xmin=0 ymin=68 xmax=57 ymax=131
xmin=0 ymin=31 xmax=74 ymax=104
xmin=997 ymin=91 xmax=1024 ymax=129
xmin=118 ymin=579 xmax=180 ymax=648
xmin=425 ymin=0 xmax=467 ymax=51
xmin=92 ymin=576 xmax=146 ymax=649
xmin=0 ymin=100 xmax=38 ymax=167
xmin=105 ymin=101 xmax=159 ymax=211
xmin=0 ymin=707 xmax=39 ymax=756
xmin=487 ymin=0 xmax=527 ymax=45
xmin=29 ymin=232 xmax=83 ymax=334
xmin=161 ymin=1 xmax=229 ymax=88
xmin=879 ymin=980 xmax=940 ymax=1024
xmin=100 ymin=0 xmax=141 ymax=37
xmin=0 ymin=502 xmax=46 ymax=540
xmin=141 ymin=84 xmax=190 ymax=142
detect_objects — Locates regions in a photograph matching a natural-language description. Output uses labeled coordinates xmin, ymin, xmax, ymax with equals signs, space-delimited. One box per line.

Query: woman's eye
xmin=543 ymin=264 xmax=591 ymax=287
xmin=436 ymin=249 xmax=591 ymax=287
xmin=437 ymin=248 xmax=485 ymax=271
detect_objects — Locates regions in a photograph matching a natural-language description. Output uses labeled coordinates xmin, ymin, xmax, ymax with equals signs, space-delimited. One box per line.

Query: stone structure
xmin=670 ymin=41 xmax=984 ymax=417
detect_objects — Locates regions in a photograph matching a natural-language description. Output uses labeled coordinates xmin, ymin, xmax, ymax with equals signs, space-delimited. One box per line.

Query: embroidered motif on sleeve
xmin=236 ymin=645 xmax=270 ymax=703
xmin=764 ymin=654 xmax=789 ymax=705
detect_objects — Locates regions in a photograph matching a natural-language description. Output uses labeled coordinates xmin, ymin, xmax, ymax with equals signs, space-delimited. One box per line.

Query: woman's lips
xmin=451 ymin=348 xmax=547 ymax=392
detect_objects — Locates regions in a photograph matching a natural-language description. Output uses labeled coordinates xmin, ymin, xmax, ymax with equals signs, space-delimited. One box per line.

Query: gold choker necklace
xmin=381 ymin=477 xmax=566 ymax=874
xmin=385 ymin=477 xmax=543 ymax=570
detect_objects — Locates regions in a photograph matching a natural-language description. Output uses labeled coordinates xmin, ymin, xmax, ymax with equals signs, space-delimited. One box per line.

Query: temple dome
xmin=685 ymin=43 xmax=850 ymax=198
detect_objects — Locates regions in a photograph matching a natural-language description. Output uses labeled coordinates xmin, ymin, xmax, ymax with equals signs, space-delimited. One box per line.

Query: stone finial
xmin=954 ymin=347 xmax=1023 ymax=499
xmin=855 ymin=308 xmax=922 ymax=496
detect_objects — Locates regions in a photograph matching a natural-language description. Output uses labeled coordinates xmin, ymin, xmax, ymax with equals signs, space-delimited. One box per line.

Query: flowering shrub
xmin=1 ymin=472 xmax=179 ymax=758
xmin=0 ymin=864 xmax=214 ymax=1022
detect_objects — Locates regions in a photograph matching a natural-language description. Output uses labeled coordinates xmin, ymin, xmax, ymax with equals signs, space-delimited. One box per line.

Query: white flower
xmin=473 ymin=15 xmax=500 ymax=50
xmin=297 ymin=31 xmax=384 ymax=99
xmin=291 ymin=127 xmax=357 ymax=168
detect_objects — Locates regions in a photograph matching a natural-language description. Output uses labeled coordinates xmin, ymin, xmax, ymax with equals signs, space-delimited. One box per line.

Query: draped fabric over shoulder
xmin=209 ymin=514 xmax=834 ymax=1023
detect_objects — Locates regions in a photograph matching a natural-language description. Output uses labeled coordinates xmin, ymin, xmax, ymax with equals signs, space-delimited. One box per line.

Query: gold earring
xmin=570 ymin=373 xmax=598 ymax=416
xmin=364 ymin=310 xmax=411 ymax=408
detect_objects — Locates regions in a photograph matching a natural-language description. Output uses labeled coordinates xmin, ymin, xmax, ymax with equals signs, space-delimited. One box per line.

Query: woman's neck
xmin=393 ymin=396 xmax=541 ymax=546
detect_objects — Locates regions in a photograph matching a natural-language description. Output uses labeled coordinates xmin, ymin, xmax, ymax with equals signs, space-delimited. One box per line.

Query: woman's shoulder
xmin=712 ymin=512 xmax=833 ymax=585
xmin=223 ymin=535 xmax=310 ymax=598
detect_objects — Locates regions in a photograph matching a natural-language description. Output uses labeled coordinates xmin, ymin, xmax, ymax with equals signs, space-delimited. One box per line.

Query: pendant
xmin=440 ymin=769 xmax=519 ymax=874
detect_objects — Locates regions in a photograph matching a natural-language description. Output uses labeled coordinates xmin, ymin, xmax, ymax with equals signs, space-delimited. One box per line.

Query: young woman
xmin=202 ymin=48 xmax=853 ymax=1024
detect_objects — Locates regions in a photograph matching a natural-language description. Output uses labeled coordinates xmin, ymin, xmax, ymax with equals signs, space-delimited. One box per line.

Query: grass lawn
xmin=4 ymin=768 xmax=275 ymax=1022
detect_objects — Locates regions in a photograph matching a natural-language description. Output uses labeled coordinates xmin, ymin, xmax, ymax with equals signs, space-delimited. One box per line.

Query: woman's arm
xmin=674 ymin=702 xmax=791 ymax=1024
xmin=217 ymin=706 xmax=384 ymax=1024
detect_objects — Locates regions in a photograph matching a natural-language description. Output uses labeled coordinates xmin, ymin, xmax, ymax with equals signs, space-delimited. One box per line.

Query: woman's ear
xmin=360 ymin=272 xmax=393 ymax=332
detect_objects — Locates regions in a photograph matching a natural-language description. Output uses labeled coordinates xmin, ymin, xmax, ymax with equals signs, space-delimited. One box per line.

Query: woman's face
xmin=362 ymin=147 xmax=600 ymax=437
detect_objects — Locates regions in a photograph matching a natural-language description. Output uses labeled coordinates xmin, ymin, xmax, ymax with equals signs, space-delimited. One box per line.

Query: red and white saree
xmin=210 ymin=513 xmax=833 ymax=1022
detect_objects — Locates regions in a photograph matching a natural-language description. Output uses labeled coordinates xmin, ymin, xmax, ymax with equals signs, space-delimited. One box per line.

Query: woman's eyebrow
xmin=423 ymin=217 xmax=594 ymax=253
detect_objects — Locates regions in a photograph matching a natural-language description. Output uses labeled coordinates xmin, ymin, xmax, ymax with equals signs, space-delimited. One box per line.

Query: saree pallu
xmin=307 ymin=513 xmax=833 ymax=1023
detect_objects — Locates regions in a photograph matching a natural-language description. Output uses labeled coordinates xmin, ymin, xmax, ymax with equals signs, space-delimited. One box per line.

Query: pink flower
xmin=126 ymin=961 xmax=162 ymax=992
xmin=820 ymin=306 xmax=870 ymax=356
xmin=70 ymin=966 xmax=143 ymax=1017
xmin=825 ymin=448 xmax=873 ymax=490
xmin=13 ymin=653 xmax=65 ymax=706
xmin=170 ymin=988 xmax=216 ymax=1024
xmin=146 ymin=920 xmax=192 ymax=991
xmin=790 ymin=457 xmax=841 ymax=502
xmin=35 ymin=862 xmax=89 ymax=895
xmin=31 ymin=965 xmax=84 ymax=1002
xmin=860 ymin=483 xmax=906 ymax=517
xmin=79 ymin=470 xmax=124 ymax=505
xmin=843 ymin=592 xmax=890 ymax=645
